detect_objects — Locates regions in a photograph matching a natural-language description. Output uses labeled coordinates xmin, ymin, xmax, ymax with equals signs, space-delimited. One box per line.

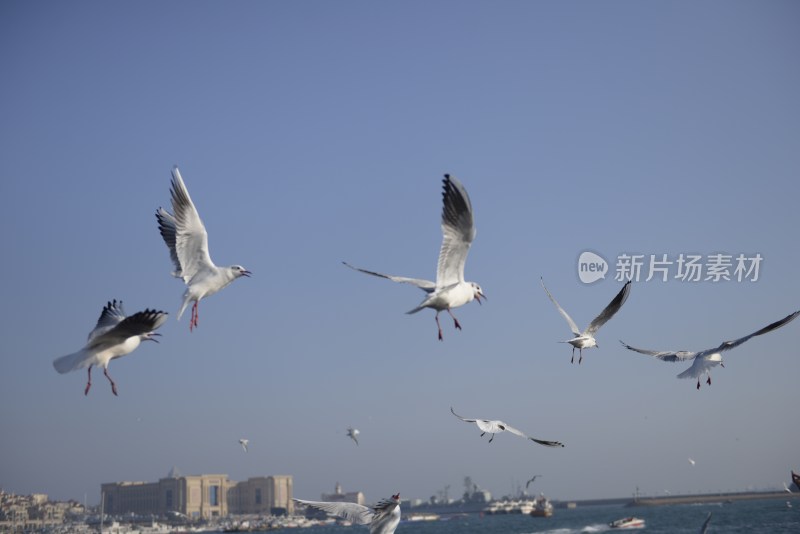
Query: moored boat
xmin=529 ymin=494 xmax=553 ymax=518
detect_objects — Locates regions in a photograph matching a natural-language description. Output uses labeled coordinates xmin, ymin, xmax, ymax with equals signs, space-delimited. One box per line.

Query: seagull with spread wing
xmin=238 ymin=439 xmax=249 ymax=452
xmin=156 ymin=166 xmax=251 ymax=331
xmin=344 ymin=174 xmax=484 ymax=340
xmin=620 ymin=310 xmax=799 ymax=389
xmin=541 ymin=278 xmax=631 ymax=364
xmin=525 ymin=475 xmax=542 ymax=490
xmin=450 ymin=407 xmax=564 ymax=447
xmin=294 ymin=493 xmax=401 ymax=534
xmin=53 ymin=300 xmax=168 ymax=396
xmin=347 ymin=427 xmax=360 ymax=446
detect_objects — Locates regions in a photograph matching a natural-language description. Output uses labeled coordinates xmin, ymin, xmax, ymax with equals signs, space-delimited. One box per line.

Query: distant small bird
xmin=347 ymin=427 xmax=360 ymax=446
xmin=541 ymin=278 xmax=631 ymax=364
xmin=344 ymin=174 xmax=485 ymax=341
xmin=450 ymin=407 xmax=564 ymax=448
xmin=525 ymin=475 xmax=542 ymax=490
xmin=620 ymin=310 xmax=800 ymax=389
xmin=156 ymin=166 xmax=251 ymax=331
xmin=239 ymin=439 xmax=249 ymax=452
xmin=688 ymin=458 xmax=696 ymax=466
xmin=699 ymin=511 xmax=712 ymax=534
xmin=294 ymin=493 xmax=401 ymax=534
xmin=53 ymin=300 xmax=168 ymax=396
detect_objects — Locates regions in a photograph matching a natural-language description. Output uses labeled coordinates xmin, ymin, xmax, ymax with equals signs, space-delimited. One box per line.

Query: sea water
xmin=281 ymin=499 xmax=799 ymax=533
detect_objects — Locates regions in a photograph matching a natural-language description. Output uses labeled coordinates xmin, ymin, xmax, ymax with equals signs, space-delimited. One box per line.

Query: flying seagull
xmin=347 ymin=427 xmax=360 ymax=446
xmin=294 ymin=493 xmax=401 ymax=534
xmin=525 ymin=475 xmax=542 ymax=490
xmin=620 ymin=309 xmax=799 ymax=389
xmin=450 ymin=407 xmax=564 ymax=447
xmin=53 ymin=300 xmax=168 ymax=396
xmin=239 ymin=439 xmax=249 ymax=452
xmin=541 ymin=278 xmax=632 ymax=364
xmin=688 ymin=458 xmax=696 ymax=466
xmin=156 ymin=166 xmax=251 ymax=331
xmin=344 ymin=174 xmax=485 ymax=340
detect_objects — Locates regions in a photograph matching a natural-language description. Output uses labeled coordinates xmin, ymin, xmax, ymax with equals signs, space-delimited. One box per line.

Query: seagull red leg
xmin=104 ymin=368 xmax=118 ymax=396
xmin=435 ymin=312 xmax=444 ymax=341
xmin=447 ymin=309 xmax=462 ymax=331
xmin=84 ymin=366 xmax=93 ymax=395
xmin=696 ymin=378 xmax=701 ymax=390
xmin=190 ymin=301 xmax=199 ymax=331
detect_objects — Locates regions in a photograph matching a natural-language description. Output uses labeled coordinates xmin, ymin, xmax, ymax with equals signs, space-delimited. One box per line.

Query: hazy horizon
xmin=1 ymin=1 xmax=799 ymax=507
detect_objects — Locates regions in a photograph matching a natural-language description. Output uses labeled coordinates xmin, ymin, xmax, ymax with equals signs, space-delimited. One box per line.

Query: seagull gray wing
xmin=619 ymin=340 xmax=697 ymax=362
xmin=540 ymin=278 xmax=581 ymax=337
xmin=342 ymin=262 xmax=435 ymax=292
xmin=371 ymin=496 xmax=400 ymax=520
xmin=585 ymin=281 xmax=632 ymax=336
xmin=698 ymin=310 xmax=800 ymax=357
xmin=293 ymin=499 xmax=374 ymax=525
xmin=501 ymin=422 xmax=565 ymax=448
xmin=498 ymin=421 xmax=527 ymax=438
xmin=528 ymin=437 xmax=566 ymax=448
xmin=88 ymin=300 xmax=127 ymax=341
xmin=169 ymin=166 xmax=215 ymax=283
xmin=155 ymin=207 xmax=183 ymax=278
xmin=88 ymin=309 xmax=168 ymax=349
xmin=525 ymin=475 xmax=541 ymax=489
xmin=436 ymin=174 xmax=475 ymax=288
xmin=450 ymin=406 xmax=477 ymax=423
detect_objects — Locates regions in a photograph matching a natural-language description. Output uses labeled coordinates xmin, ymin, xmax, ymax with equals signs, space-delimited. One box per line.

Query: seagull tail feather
xmin=53 ymin=349 xmax=92 ymax=374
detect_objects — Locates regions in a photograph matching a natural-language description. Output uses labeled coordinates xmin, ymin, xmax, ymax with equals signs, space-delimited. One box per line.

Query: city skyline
xmin=1 ymin=1 xmax=799 ymax=506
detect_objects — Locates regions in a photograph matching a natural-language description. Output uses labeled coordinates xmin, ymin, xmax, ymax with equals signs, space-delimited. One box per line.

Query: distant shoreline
xmin=626 ymin=490 xmax=800 ymax=507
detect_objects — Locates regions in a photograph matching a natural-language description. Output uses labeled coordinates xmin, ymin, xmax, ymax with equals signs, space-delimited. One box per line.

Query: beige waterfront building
xmin=101 ymin=472 xmax=293 ymax=519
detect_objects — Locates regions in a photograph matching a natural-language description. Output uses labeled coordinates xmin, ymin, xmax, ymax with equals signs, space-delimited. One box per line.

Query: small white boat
xmin=609 ymin=516 xmax=646 ymax=529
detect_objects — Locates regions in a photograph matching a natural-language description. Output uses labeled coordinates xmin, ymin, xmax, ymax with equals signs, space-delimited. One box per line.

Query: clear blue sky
xmin=1 ymin=1 xmax=799 ymax=505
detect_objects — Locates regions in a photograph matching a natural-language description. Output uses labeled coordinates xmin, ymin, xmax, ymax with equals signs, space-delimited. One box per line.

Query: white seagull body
xmin=294 ymin=494 xmax=401 ymax=534
xmin=344 ymin=174 xmax=484 ymax=340
xmin=541 ymin=278 xmax=632 ymax=364
xmin=620 ymin=310 xmax=799 ymax=389
xmin=156 ymin=166 xmax=251 ymax=331
xmin=347 ymin=427 xmax=360 ymax=446
xmin=450 ymin=407 xmax=564 ymax=448
xmin=239 ymin=439 xmax=249 ymax=452
xmin=53 ymin=300 xmax=168 ymax=396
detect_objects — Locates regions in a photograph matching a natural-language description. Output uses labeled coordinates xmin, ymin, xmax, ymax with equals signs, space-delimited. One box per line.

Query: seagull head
xmin=143 ymin=332 xmax=162 ymax=343
xmin=708 ymin=353 xmax=724 ymax=367
xmin=391 ymin=493 xmax=400 ymax=502
xmin=232 ymin=265 xmax=252 ymax=278
xmin=471 ymin=283 xmax=486 ymax=304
